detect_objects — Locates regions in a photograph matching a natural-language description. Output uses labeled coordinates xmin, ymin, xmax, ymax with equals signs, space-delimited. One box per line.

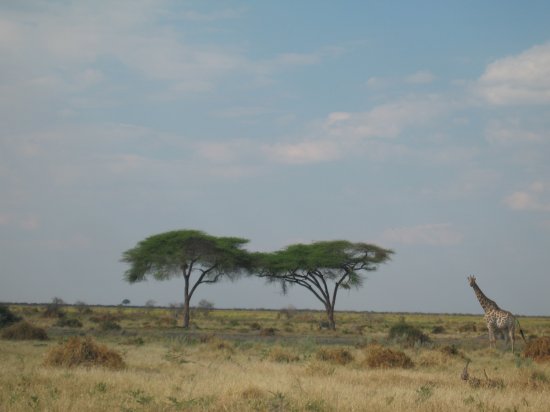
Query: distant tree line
xmin=121 ymin=229 xmax=393 ymax=329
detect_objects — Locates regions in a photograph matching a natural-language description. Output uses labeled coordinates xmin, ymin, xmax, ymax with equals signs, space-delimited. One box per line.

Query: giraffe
xmin=467 ymin=275 xmax=525 ymax=352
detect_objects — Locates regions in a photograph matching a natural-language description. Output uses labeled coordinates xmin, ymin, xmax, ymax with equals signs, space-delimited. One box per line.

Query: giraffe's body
xmin=467 ymin=276 xmax=521 ymax=352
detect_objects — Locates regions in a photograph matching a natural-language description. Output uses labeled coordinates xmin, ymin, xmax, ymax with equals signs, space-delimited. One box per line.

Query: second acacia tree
xmin=255 ymin=240 xmax=393 ymax=330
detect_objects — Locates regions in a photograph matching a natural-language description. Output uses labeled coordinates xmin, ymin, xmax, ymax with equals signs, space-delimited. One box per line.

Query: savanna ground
xmin=1 ymin=304 xmax=550 ymax=411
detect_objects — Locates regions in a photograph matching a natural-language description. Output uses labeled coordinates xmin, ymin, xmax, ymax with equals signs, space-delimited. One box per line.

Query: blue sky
xmin=1 ymin=1 xmax=550 ymax=315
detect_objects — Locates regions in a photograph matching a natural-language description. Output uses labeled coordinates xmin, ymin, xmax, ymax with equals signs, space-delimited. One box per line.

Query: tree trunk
xmin=325 ymin=306 xmax=336 ymax=330
xmin=182 ymin=276 xmax=191 ymax=328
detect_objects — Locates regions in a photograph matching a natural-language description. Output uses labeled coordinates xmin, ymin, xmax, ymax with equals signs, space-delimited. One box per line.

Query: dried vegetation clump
xmin=1 ymin=321 xmax=48 ymax=340
xmin=269 ymin=347 xmax=300 ymax=363
xmin=315 ymin=347 xmax=354 ymax=365
xmin=523 ymin=336 xmax=550 ymax=362
xmin=43 ymin=336 xmax=125 ymax=369
xmin=363 ymin=344 xmax=413 ymax=369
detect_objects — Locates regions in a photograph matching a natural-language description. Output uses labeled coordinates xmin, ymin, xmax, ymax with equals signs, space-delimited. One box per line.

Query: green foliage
xmin=121 ymin=229 xmax=251 ymax=283
xmin=0 ymin=305 xmax=21 ymax=328
xmin=254 ymin=240 xmax=393 ymax=329
xmin=256 ymin=240 xmax=393 ymax=282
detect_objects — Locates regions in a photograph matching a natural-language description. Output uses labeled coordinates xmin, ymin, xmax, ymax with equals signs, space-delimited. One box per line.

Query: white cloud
xmin=504 ymin=181 xmax=550 ymax=212
xmin=325 ymin=97 xmax=446 ymax=140
xmin=265 ymin=139 xmax=341 ymax=164
xmin=405 ymin=70 xmax=435 ymax=84
xmin=367 ymin=70 xmax=435 ymax=89
xmin=478 ymin=42 xmax=550 ymax=105
xmin=485 ymin=118 xmax=542 ymax=143
xmin=381 ymin=223 xmax=463 ymax=246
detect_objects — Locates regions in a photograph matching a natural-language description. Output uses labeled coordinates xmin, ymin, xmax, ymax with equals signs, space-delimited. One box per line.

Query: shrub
xmin=99 ymin=320 xmax=122 ymax=331
xmin=269 ymin=347 xmax=300 ymax=363
xmin=44 ymin=336 xmax=125 ymax=369
xmin=1 ymin=321 xmax=48 ymax=340
xmin=431 ymin=325 xmax=445 ymax=334
xmin=523 ymin=337 xmax=550 ymax=362
xmin=55 ymin=318 xmax=83 ymax=328
xmin=89 ymin=313 xmax=120 ymax=323
xmin=43 ymin=297 xmax=66 ymax=318
xmin=0 ymin=305 xmax=21 ymax=328
xmin=74 ymin=301 xmax=92 ymax=315
xmin=388 ymin=319 xmax=430 ymax=347
xmin=440 ymin=344 xmax=463 ymax=357
xmin=278 ymin=305 xmax=297 ymax=320
xmin=259 ymin=327 xmax=277 ymax=336
xmin=315 ymin=347 xmax=354 ymax=365
xmin=363 ymin=345 xmax=413 ymax=369
xmin=249 ymin=322 xmax=262 ymax=330
xmin=458 ymin=322 xmax=478 ymax=332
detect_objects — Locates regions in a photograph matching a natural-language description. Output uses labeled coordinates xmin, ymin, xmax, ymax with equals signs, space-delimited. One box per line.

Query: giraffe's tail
xmin=516 ymin=318 xmax=527 ymax=343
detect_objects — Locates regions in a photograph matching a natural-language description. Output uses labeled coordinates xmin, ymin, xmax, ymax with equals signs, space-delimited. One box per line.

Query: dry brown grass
xmin=363 ymin=344 xmax=413 ymax=369
xmin=1 ymin=321 xmax=48 ymax=340
xmin=43 ymin=336 xmax=125 ymax=370
xmin=315 ymin=347 xmax=354 ymax=365
xmin=268 ymin=346 xmax=300 ymax=363
xmin=523 ymin=336 xmax=550 ymax=362
xmin=1 ymin=308 xmax=550 ymax=411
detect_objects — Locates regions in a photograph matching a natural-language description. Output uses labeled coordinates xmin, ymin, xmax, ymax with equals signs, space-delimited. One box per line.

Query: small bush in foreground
xmin=363 ymin=345 xmax=413 ymax=369
xmin=1 ymin=321 xmax=48 ymax=340
xmin=0 ymin=305 xmax=21 ymax=328
xmin=44 ymin=336 xmax=125 ymax=369
xmin=315 ymin=347 xmax=354 ymax=365
xmin=523 ymin=337 xmax=550 ymax=362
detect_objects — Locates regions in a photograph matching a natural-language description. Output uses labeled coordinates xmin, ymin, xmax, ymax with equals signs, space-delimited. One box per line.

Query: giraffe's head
xmin=467 ymin=275 xmax=477 ymax=287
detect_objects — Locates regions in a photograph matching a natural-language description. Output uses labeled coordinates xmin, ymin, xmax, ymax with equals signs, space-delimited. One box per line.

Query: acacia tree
xmin=255 ymin=240 xmax=393 ymax=330
xmin=122 ymin=230 xmax=251 ymax=328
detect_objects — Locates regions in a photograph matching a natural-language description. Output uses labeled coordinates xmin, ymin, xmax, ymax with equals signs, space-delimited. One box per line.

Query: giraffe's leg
xmin=488 ymin=327 xmax=496 ymax=349
xmin=510 ymin=329 xmax=515 ymax=353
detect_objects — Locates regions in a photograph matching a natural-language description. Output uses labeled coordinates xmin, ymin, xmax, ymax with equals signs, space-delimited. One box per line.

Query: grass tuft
xmin=269 ymin=346 xmax=300 ymax=363
xmin=43 ymin=336 xmax=125 ymax=369
xmin=523 ymin=336 xmax=550 ymax=362
xmin=363 ymin=344 xmax=413 ymax=369
xmin=315 ymin=347 xmax=354 ymax=365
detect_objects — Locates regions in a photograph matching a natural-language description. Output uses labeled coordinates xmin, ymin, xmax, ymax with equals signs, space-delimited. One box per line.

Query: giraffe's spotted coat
xmin=467 ymin=275 xmax=518 ymax=352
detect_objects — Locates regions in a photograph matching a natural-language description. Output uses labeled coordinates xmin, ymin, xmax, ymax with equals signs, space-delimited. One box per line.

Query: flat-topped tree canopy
xmin=121 ymin=229 xmax=251 ymax=328
xmin=254 ymin=240 xmax=393 ymax=329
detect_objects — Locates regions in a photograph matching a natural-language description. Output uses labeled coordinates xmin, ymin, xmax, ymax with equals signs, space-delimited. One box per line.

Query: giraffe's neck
xmin=471 ymin=283 xmax=500 ymax=313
